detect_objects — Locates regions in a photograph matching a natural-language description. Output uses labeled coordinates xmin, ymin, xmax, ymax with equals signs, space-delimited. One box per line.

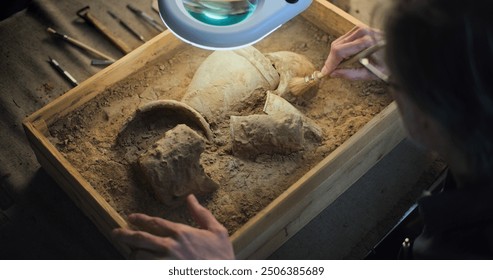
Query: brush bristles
xmin=288 ymin=77 xmax=316 ymax=95
xmin=288 ymin=71 xmax=323 ymax=95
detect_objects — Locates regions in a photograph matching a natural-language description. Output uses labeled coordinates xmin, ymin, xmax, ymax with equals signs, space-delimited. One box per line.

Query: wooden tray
xmin=23 ymin=0 xmax=405 ymax=259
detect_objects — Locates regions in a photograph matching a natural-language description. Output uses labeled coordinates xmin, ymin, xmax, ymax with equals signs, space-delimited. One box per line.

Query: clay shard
xmin=263 ymin=92 xmax=323 ymax=141
xmin=230 ymin=113 xmax=304 ymax=159
xmin=181 ymin=46 xmax=280 ymax=124
xmin=265 ymin=51 xmax=317 ymax=104
xmin=138 ymin=124 xmax=219 ymax=207
xmin=136 ymin=99 xmax=213 ymax=141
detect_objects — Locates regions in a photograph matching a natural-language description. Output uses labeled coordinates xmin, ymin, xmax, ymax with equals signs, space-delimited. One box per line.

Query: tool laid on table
xmin=288 ymin=40 xmax=387 ymax=95
xmin=46 ymin=27 xmax=116 ymax=62
xmin=48 ymin=56 xmax=79 ymax=87
xmin=77 ymin=6 xmax=133 ymax=54
xmin=127 ymin=4 xmax=164 ymax=32
xmin=107 ymin=10 xmax=145 ymax=43
xmin=90 ymin=59 xmax=115 ymax=66
xmin=152 ymin=0 xmax=159 ymax=14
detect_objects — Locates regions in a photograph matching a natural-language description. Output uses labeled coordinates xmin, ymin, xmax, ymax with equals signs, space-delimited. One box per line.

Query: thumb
xmin=186 ymin=194 xmax=221 ymax=231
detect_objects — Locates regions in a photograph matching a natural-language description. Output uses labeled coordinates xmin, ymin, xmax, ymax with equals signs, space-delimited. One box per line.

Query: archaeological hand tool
xmin=77 ymin=6 xmax=132 ymax=54
xmin=48 ymin=56 xmax=79 ymax=87
xmin=107 ymin=10 xmax=146 ymax=43
xmin=127 ymin=4 xmax=165 ymax=32
xmin=152 ymin=0 xmax=159 ymax=14
xmin=288 ymin=40 xmax=387 ymax=95
xmin=46 ymin=27 xmax=116 ymax=62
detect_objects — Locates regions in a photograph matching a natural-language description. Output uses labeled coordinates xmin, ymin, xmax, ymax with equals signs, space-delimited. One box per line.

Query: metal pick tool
xmin=152 ymin=0 xmax=159 ymax=14
xmin=107 ymin=10 xmax=145 ymax=42
xmin=127 ymin=4 xmax=164 ymax=32
xmin=91 ymin=59 xmax=114 ymax=66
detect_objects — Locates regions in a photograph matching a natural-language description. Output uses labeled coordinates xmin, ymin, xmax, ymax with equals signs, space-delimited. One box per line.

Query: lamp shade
xmin=158 ymin=0 xmax=312 ymax=50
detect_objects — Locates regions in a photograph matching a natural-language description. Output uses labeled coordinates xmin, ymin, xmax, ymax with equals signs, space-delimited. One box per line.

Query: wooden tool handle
xmin=67 ymin=37 xmax=116 ymax=61
xmin=46 ymin=27 xmax=116 ymax=61
xmin=313 ymin=42 xmax=386 ymax=80
xmin=339 ymin=41 xmax=386 ymax=68
xmin=84 ymin=12 xmax=133 ymax=54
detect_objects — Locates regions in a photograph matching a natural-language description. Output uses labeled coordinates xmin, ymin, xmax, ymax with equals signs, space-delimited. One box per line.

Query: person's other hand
xmin=321 ymin=25 xmax=386 ymax=80
xmin=112 ymin=194 xmax=235 ymax=260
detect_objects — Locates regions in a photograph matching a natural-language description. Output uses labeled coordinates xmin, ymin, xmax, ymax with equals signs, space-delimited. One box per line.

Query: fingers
xmin=332 ymin=25 xmax=359 ymax=44
xmin=187 ymin=194 xmax=226 ymax=233
xmin=321 ymin=25 xmax=383 ymax=77
xmin=127 ymin=213 xmax=178 ymax=237
xmin=330 ymin=68 xmax=378 ymax=80
xmin=321 ymin=35 xmax=376 ymax=76
xmin=335 ymin=25 xmax=370 ymax=45
xmin=112 ymin=227 xmax=176 ymax=253
xmin=331 ymin=59 xmax=388 ymax=81
xmin=127 ymin=197 xmax=223 ymax=235
xmin=113 ymin=195 xmax=234 ymax=260
xmin=334 ymin=35 xmax=377 ymax=61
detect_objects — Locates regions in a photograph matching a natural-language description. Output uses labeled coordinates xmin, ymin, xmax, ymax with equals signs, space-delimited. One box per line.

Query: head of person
xmin=384 ymin=0 xmax=493 ymax=185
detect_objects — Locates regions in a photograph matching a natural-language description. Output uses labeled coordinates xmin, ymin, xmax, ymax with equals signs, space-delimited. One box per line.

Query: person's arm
xmin=112 ymin=194 xmax=235 ymax=259
xmin=321 ymin=25 xmax=387 ymax=80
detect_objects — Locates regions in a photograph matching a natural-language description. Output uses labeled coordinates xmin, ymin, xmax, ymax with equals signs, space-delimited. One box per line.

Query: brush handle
xmin=312 ymin=41 xmax=386 ymax=80
xmin=47 ymin=28 xmax=116 ymax=61
xmin=302 ymin=71 xmax=325 ymax=83
xmin=338 ymin=41 xmax=386 ymax=68
xmin=65 ymin=37 xmax=116 ymax=61
xmin=309 ymin=42 xmax=385 ymax=81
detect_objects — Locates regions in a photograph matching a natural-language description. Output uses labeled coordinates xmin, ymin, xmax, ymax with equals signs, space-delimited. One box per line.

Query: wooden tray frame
xmin=23 ymin=0 xmax=405 ymax=259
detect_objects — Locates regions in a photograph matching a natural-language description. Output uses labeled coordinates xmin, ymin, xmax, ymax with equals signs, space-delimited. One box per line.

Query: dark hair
xmin=385 ymin=0 xmax=493 ymax=180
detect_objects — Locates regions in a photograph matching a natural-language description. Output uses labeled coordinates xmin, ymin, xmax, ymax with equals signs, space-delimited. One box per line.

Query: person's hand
xmin=321 ymin=25 xmax=387 ymax=80
xmin=112 ymin=194 xmax=235 ymax=260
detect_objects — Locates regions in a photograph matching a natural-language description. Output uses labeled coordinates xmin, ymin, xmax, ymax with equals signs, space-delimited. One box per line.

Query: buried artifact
xmin=130 ymin=46 xmax=323 ymax=203
xmin=138 ymin=124 xmax=219 ymax=207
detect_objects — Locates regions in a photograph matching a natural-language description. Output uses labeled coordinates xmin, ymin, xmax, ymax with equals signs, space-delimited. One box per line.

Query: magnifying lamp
xmin=158 ymin=0 xmax=313 ymax=50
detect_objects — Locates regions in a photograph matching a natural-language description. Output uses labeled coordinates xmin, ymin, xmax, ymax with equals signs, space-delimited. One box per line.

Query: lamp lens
xmin=183 ymin=0 xmax=257 ymax=26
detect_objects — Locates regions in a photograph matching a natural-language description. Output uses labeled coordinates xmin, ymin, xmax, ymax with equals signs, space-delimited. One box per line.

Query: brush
xmin=46 ymin=27 xmax=116 ymax=62
xmin=288 ymin=41 xmax=386 ymax=96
